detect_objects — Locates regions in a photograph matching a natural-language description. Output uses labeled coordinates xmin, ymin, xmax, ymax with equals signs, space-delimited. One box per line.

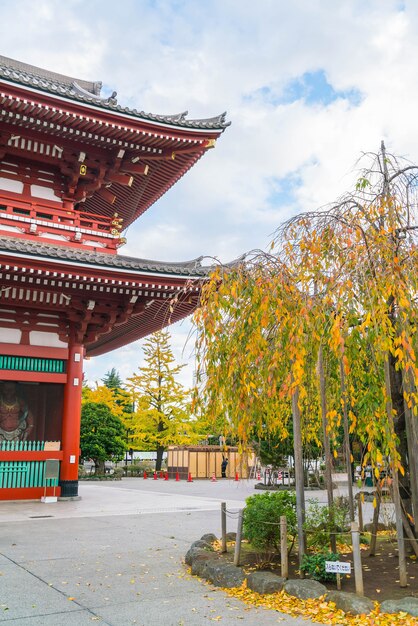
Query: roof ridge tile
xmin=0 ymin=56 xmax=230 ymax=131
xmin=0 ymin=236 xmax=209 ymax=276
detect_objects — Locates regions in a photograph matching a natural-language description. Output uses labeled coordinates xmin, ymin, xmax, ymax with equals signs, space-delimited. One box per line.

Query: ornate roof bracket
xmin=72 ymin=81 xmax=118 ymax=105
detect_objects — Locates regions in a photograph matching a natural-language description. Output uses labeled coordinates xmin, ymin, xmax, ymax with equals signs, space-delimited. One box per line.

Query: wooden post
xmin=357 ymin=494 xmax=364 ymax=532
xmin=318 ymin=344 xmax=337 ymax=553
xmin=351 ymin=521 xmax=364 ymax=596
xmin=291 ymin=384 xmax=306 ymax=575
xmin=221 ymin=502 xmax=227 ymax=553
xmin=280 ymin=515 xmax=289 ymax=579
xmin=234 ymin=509 xmax=244 ymax=567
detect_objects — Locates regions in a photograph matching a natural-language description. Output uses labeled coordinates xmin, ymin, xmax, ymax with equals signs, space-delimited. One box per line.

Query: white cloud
xmin=0 ymin=0 xmax=417 ymax=382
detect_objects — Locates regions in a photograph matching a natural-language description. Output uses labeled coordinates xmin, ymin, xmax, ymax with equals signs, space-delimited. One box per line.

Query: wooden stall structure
xmin=167 ymin=446 xmax=255 ymax=479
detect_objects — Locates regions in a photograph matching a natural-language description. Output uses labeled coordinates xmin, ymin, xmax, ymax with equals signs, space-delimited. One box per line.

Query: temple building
xmin=0 ymin=55 xmax=229 ymax=499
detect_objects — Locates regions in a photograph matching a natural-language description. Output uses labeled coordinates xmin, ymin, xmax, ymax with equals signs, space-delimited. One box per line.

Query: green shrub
xmin=304 ymin=497 xmax=352 ymax=549
xmin=243 ymin=491 xmax=297 ymax=557
xmin=300 ymin=552 xmax=340 ymax=581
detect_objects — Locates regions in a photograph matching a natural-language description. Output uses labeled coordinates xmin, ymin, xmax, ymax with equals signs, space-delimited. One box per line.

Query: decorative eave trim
xmin=0 ymin=76 xmax=229 ymax=134
xmin=0 ymin=248 xmax=208 ymax=281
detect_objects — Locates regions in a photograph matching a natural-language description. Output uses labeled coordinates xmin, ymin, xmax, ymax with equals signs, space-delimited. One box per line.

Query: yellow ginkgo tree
xmin=127 ymin=330 xmax=196 ymax=471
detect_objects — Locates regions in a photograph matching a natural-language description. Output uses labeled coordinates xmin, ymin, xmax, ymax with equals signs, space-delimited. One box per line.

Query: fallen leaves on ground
xmin=335 ymin=542 xmax=369 ymax=554
xmin=220 ymin=584 xmax=416 ymax=625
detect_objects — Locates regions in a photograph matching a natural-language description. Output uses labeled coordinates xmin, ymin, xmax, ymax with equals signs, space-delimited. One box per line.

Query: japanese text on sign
xmin=325 ymin=561 xmax=351 ymax=574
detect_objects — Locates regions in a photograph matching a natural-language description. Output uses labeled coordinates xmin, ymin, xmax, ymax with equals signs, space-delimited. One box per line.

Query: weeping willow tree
xmin=193 ymin=144 xmax=418 ymax=582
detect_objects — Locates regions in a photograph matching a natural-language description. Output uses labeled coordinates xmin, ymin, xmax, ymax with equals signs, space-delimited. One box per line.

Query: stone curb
xmin=184 ymin=534 xmax=417 ymax=618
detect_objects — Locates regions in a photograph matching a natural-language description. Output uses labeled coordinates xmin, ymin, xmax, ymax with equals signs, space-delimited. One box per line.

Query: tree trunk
xmin=95 ymin=460 xmax=105 ymax=475
xmin=384 ymin=357 xmax=408 ymax=587
xmin=389 ymin=350 xmax=418 ymax=549
xmin=318 ymin=344 xmax=337 ymax=552
xmin=291 ymin=383 xmax=306 ymax=574
xmin=340 ymin=356 xmax=355 ymax=522
xmin=387 ymin=301 xmax=416 ymax=541
xmin=403 ymin=369 xmax=418 ymax=535
xmin=155 ymin=446 xmax=164 ymax=471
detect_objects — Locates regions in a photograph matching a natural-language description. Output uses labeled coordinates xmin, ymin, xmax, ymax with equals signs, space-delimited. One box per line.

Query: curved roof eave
xmin=0 ymin=56 xmax=230 ymax=133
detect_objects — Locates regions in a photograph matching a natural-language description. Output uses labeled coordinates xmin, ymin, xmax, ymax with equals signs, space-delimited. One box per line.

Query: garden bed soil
xmin=223 ymin=538 xmax=418 ymax=602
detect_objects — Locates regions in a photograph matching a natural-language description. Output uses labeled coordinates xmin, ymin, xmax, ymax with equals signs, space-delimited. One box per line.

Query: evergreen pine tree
xmin=102 ymin=367 xmax=123 ymax=390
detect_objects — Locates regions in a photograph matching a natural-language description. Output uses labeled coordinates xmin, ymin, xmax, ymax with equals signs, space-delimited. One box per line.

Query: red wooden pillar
xmin=59 ymin=341 xmax=84 ymax=498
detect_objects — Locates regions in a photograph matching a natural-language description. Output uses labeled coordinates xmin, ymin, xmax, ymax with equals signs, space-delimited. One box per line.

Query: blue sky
xmin=246 ymin=70 xmax=363 ymax=108
xmin=0 ymin=0 xmax=416 ymax=386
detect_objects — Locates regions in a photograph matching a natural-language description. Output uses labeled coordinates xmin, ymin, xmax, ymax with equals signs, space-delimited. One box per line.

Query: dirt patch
xmin=221 ymin=537 xmax=418 ymax=602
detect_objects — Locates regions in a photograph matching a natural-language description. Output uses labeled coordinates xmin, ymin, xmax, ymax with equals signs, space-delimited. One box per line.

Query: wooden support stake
xmin=280 ymin=515 xmax=288 ymax=579
xmin=357 ymin=495 xmax=364 ymax=532
xmin=369 ymin=488 xmax=381 ymax=557
xmin=336 ymin=572 xmax=341 ymax=590
xmin=351 ymin=521 xmax=364 ymax=596
xmin=221 ymin=502 xmax=227 ymax=553
xmin=234 ymin=509 xmax=244 ymax=567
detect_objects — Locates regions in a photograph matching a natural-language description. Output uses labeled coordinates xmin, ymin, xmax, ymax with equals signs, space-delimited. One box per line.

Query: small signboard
xmin=45 ymin=459 xmax=60 ymax=480
xmin=325 ymin=561 xmax=351 ymax=574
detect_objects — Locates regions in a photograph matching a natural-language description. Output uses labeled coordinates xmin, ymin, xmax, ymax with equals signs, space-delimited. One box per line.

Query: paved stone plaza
xmin=0 ymin=478 xmax=378 ymax=625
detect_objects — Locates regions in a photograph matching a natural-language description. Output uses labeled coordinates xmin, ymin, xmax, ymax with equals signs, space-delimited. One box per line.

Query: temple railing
xmin=0 ymin=440 xmax=51 ymax=451
xmin=0 ymin=191 xmax=122 ymax=251
xmin=0 ymin=440 xmax=62 ymax=490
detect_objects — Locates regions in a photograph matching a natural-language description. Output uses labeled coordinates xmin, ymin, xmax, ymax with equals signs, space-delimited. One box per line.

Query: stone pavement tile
xmin=0 ymin=517 xmax=117 ymax=562
xmin=0 ymin=511 xmax=216 ymax=565
xmin=0 ymin=559 xmax=79 ymax=622
xmin=0 ymin=480 xmax=379 ymax=526
xmin=0 ymin=494 xmax=318 ymax=626
xmin=23 ymin=553 xmax=178 ymax=608
xmin=95 ymin=594 xmax=310 ymax=626
xmin=16 ymin=547 xmax=313 ymax=625
xmin=0 ymin=609 xmax=105 ymax=626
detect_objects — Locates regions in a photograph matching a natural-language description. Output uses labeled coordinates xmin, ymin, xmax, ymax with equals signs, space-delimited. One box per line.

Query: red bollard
xmin=153 ymin=471 xmax=158 ymax=480
xmin=234 ymin=471 xmax=239 ymax=482
xmin=187 ymin=472 xmax=193 ymax=483
xmin=143 ymin=471 xmax=148 ymax=480
xmin=164 ymin=472 xmax=169 ymax=481
xmin=159 ymin=471 xmax=164 ymax=479
xmin=175 ymin=472 xmax=180 ymax=482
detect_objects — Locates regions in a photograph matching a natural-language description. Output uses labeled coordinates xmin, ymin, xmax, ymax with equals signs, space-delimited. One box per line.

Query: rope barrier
xmin=224 ymin=513 xmax=417 ymax=542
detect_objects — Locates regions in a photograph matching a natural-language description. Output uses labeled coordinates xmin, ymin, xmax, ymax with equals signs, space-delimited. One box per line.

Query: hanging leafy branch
xmin=192 ymin=145 xmax=418 ymax=563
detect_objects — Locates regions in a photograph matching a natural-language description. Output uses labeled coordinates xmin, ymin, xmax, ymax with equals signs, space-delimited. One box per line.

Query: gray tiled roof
xmin=0 ymin=55 xmax=230 ymax=131
xmin=0 ymin=236 xmax=209 ymax=277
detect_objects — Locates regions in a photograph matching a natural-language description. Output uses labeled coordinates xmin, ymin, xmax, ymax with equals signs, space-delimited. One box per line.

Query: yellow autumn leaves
xmin=222 ymin=585 xmax=416 ymax=626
